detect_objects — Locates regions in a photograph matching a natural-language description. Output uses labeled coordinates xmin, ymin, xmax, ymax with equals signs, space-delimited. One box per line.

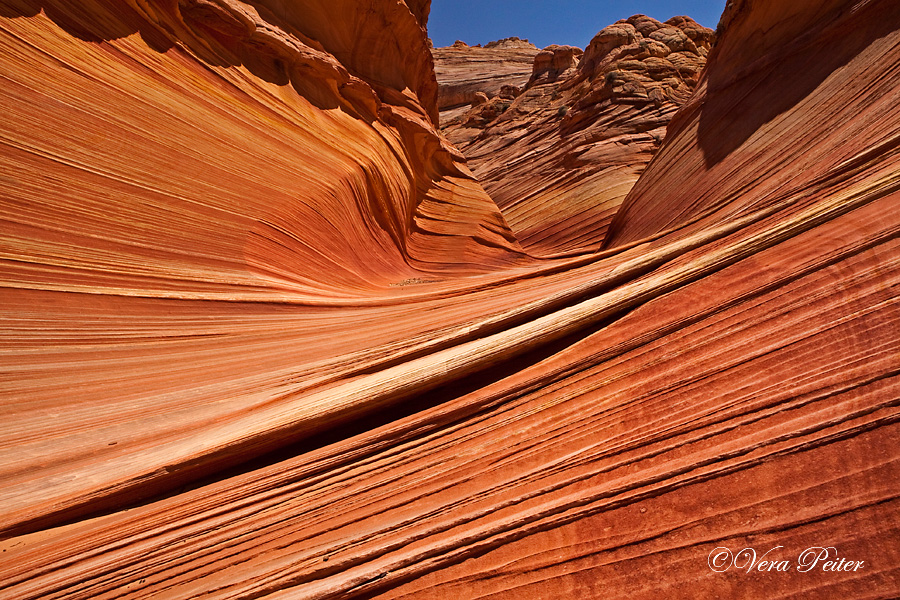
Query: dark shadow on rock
xmin=0 ymin=0 xmax=41 ymax=19
xmin=0 ymin=0 xmax=174 ymax=53
xmin=0 ymin=0 xmax=381 ymax=122
xmin=176 ymin=1 xmax=376 ymax=118
xmin=697 ymin=0 xmax=900 ymax=168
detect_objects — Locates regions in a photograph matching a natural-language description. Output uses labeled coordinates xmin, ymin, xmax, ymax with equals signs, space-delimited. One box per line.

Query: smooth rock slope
xmin=0 ymin=0 xmax=898 ymax=599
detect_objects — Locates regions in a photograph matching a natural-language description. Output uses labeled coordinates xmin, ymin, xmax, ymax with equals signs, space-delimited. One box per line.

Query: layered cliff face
xmin=2 ymin=1 xmax=899 ymax=600
xmin=440 ymin=15 xmax=713 ymax=255
xmin=432 ymin=37 xmax=539 ymax=123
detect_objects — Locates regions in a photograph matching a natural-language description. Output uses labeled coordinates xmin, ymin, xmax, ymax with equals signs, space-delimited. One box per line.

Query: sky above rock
xmin=429 ymin=0 xmax=727 ymax=49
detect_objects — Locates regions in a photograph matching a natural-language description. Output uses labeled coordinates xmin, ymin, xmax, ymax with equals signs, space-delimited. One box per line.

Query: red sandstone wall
xmin=0 ymin=1 xmax=897 ymax=598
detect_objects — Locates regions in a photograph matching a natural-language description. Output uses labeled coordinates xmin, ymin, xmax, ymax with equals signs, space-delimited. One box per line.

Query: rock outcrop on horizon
xmin=1 ymin=0 xmax=899 ymax=599
xmin=439 ymin=15 xmax=713 ymax=255
xmin=432 ymin=37 xmax=539 ymax=124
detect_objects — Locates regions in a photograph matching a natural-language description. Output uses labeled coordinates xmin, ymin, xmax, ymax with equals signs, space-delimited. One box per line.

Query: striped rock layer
xmin=0 ymin=0 xmax=898 ymax=599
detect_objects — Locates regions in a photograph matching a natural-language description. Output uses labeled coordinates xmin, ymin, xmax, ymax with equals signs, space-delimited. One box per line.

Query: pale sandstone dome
xmin=1 ymin=0 xmax=899 ymax=598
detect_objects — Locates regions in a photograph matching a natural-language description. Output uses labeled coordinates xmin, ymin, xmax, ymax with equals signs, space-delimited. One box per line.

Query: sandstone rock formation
xmin=1 ymin=0 xmax=899 ymax=599
xmin=441 ymin=15 xmax=713 ymax=255
xmin=529 ymin=44 xmax=583 ymax=86
xmin=431 ymin=37 xmax=539 ymax=123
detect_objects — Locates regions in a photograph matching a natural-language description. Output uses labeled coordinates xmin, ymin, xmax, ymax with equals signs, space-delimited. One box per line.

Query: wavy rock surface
xmin=0 ymin=0 xmax=528 ymax=540
xmin=442 ymin=15 xmax=713 ymax=255
xmin=1 ymin=1 xmax=899 ymax=599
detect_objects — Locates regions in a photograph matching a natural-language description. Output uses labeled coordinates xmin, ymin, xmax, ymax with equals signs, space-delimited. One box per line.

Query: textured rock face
xmin=441 ymin=15 xmax=713 ymax=255
xmin=2 ymin=2 xmax=900 ymax=600
xmin=431 ymin=37 xmax=539 ymax=121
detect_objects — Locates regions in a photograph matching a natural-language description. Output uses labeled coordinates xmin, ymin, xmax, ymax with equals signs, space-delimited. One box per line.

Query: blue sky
xmin=428 ymin=0 xmax=727 ymax=49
